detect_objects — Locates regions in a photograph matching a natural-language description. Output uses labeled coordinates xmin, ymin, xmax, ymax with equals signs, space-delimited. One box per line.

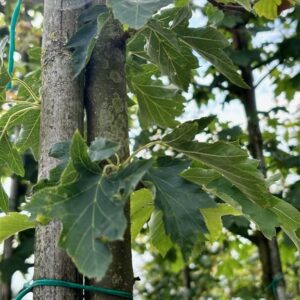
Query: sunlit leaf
xmin=149 ymin=210 xmax=173 ymax=257
xmin=131 ymin=188 xmax=154 ymax=240
xmin=254 ymin=0 xmax=281 ymax=19
xmin=0 ymin=213 xmax=35 ymax=243
xmin=201 ymin=204 xmax=241 ymax=240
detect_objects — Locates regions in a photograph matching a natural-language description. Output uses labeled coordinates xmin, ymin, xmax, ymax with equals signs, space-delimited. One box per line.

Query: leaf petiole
xmin=12 ymin=77 xmax=40 ymax=103
xmin=123 ymin=140 xmax=165 ymax=166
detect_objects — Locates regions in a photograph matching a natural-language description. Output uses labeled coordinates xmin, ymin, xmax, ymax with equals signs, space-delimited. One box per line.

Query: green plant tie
xmin=6 ymin=0 xmax=22 ymax=90
xmin=265 ymin=273 xmax=284 ymax=296
xmin=15 ymin=279 xmax=133 ymax=300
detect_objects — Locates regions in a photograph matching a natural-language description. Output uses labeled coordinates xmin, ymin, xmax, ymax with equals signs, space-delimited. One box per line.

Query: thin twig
xmin=207 ymin=0 xmax=247 ymax=12
xmin=254 ymin=61 xmax=281 ymax=89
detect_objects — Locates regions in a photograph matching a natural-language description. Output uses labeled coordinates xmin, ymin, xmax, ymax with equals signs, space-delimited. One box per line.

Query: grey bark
xmin=232 ymin=28 xmax=287 ymax=300
xmin=33 ymin=1 xmax=84 ymax=299
xmin=84 ymin=15 xmax=134 ymax=300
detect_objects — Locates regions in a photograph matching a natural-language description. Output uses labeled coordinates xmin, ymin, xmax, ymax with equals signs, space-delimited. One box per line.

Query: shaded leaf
xmin=163 ymin=121 xmax=276 ymax=208
xmin=207 ymin=177 xmax=280 ymax=239
xmin=0 ymin=66 xmax=10 ymax=92
xmin=182 ymin=167 xmax=300 ymax=245
xmin=26 ymin=131 xmax=151 ymax=279
xmin=234 ymin=0 xmax=252 ymax=10
xmin=145 ymin=158 xmax=215 ymax=256
xmin=0 ymin=182 xmax=9 ymax=213
xmin=162 ymin=116 xmax=215 ymax=144
xmin=127 ymin=63 xmax=184 ymax=128
xmin=0 ymin=134 xmax=24 ymax=176
xmin=67 ymin=6 xmax=109 ymax=77
xmin=16 ymin=108 xmax=40 ymax=160
xmin=89 ymin=137 xmax=120 ymax=162
xmin=144 ymin=20 xmax=198 ymax=90
xmin=177 ymin=27 xmax=249 ymax=88
xmin=110 ymin=0 xmax=173 ymax=29
xmin=0 ymin=103 xmax=35 ymax=130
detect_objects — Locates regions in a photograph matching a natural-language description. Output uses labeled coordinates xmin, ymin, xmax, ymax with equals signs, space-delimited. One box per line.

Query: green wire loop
xmin=15 ymin=279 xmax=133 ymax=300
xmin=6 ymin=0 xmax=22 ymax=90
xmin=265 ymin=273 xmax=284 ymax=296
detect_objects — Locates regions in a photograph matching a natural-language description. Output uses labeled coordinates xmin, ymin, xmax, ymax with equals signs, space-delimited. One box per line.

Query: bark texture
xmin=34 ymin=1 xmax=84 ymax=299
xmin=232 ymin=27 xmax=287 ymax=300
xmin=85 ymin=15 xmax=134 ymax=300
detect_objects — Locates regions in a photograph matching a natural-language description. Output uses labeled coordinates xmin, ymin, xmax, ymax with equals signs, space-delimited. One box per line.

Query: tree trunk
xmin=0 ymin=175 xmax=22 ymax=300
xmin=232 ymin=28 xmax=287 ymax=300
xmin=84 ymin=14 xmax=134 ymax=300
xmin=0 ymin=237 xmax=12 ymax=300
xmin=33 ymin=1 xmax=84 ymax=299
xmin=182 ymin=266 xmax=192 ymax=300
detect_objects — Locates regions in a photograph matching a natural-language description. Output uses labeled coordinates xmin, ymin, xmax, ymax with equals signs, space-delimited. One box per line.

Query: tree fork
xmin=232 ymin=28 xmax=287 ymax=300
xmin=34 ymin=1 xmax=84 ymax=299
xmin=84 ymin=13 xmax=134 ymax=300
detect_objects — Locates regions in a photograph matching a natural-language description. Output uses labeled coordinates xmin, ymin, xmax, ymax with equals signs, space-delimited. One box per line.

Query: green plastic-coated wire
xmin=265 ymin=273 xmax=284 ymax=296
xmin=15 ymin=279 xmax=133 ymax=300
xmin=6 ymin=0 xmax=22 ymax=90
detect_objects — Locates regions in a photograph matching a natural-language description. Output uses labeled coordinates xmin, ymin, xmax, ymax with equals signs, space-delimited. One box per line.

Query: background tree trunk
xmin=33 ymin=1 xmax=84 ymax=299
xmin=85 ymin=15 xmax=134 ymax=300
xmin=182 ymin=266 xmax=192 ymax=300
xmin=0 ymin=237 xmax=12 ymax=300
xmin=232 ymin=28 xmax=287 ymax=300
xmin=0 ymin=178 xmax=19 ymax=300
